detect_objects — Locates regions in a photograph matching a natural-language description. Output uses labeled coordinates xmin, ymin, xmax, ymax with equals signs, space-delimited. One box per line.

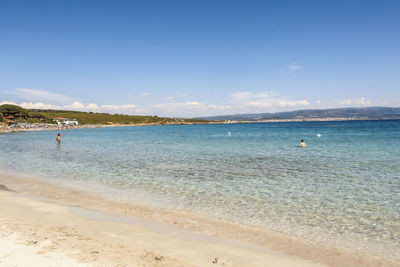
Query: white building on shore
xmin=53 ymin=117 xmax=79 ymax=126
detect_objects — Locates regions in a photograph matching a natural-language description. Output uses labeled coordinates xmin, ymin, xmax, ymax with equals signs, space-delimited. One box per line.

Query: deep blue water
xmin=1 ymin=120 xmax=399 ymax=256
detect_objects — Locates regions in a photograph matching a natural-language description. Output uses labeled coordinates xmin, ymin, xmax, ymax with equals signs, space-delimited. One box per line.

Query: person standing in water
xmin=299 ymin=139 xmax=307 ymax=147
xmin=56 ymin=133 xmax=61 ymax=143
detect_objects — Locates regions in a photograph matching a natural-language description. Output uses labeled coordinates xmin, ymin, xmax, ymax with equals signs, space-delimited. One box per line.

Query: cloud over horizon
xmin=338 ymin=97 xmax=372 ymax=106
xmin=229 ymin=91 xmax=311 ymax=110
xmin=0 ymin=88 xmax=387 ymax=118
xmin=0 ymin=100 xmax=139 ymax=115
xmin=2 ymin=87 xmax=316 ymax=117
xmin=151 ymin=101 xmax=232 ymax=117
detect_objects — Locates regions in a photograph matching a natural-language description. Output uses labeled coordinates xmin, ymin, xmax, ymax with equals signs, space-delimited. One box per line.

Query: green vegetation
xmin=0 ymin=104 xmax=208 ymax=125
xmin=0 ymin=104 xmax=29 ymax=119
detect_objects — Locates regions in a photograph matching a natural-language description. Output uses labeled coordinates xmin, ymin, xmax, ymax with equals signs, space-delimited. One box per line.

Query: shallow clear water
xmin=1 ymin=121 xmax=399 ymax=256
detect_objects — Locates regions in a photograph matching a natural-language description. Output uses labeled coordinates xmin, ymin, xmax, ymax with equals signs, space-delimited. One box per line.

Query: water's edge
xmin=0 ymin=170 xmax=397 ymax=267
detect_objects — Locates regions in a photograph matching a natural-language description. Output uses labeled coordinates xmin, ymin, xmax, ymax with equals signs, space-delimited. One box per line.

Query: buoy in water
xmin=228 ymin=131 xmax=231 ymax=136
xmin=317 ymin=133 xmax=321 ymax=138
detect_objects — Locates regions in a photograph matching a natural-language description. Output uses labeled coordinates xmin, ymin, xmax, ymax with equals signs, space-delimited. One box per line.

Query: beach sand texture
xmin=1 ymin=174 xmax=398 ymax=267
xmin=0 ymin=185 xmax=324 ymax=267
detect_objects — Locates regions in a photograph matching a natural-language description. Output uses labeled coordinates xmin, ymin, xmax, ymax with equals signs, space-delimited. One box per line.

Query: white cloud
xmin=64 ymin=101 xmax=85 ymax=109
xmin=184 ymin=101 xmax=204 ymax=107
xmin=157 ymin=101 xmax=230 ymax=110
xmin=247 ymin=100 xmax=310 ymax=108
xmin=12 ymin=88 xmax=73 ymax=103
xmin=101 ymin=105 xmax=120 ymax=110
xmin=151 ymin=101 xmax=232 ymax=117
xmin=208 ymin=104 xmax=231 ymax=110
xmin=288 ymin=64 xmax=304 ymax=71
xmin=281 ymin=63 xmax=304 ymax=74
xmin=87 ymin=103 xmax=99 ymax=110
xmin=339 ymin=99 xmax=352 ymax=105
xmin=153 ymin=101 xmax=203 ymax=109
xmin=121 ymin=104 xmax=136 ymax=109
xmin=0 ymin=101 xmax=18 ymax=106
xmin=278 ymin=100 xmax=311 ymax=107
xmin=338 ymin=97 xmax=372 ymax=106
xmin=247 ymin=101 xmax=272 ymax=108
xmin=0 ymin=100 xmax=138 ymax=114
xmin=0 ymin=101 xmax=61 ymax=110
xmin=63 ymin=102 xmax=137 ymax=113
xmin=356 ymin=98 xmax=371 ymax=105
xmin=5 ymin=88 xmax=378 ymax=118
xmin=229 ymin=91 xmax=310 ymax=110
xmin=230 ymin=91 xmax=279 ymax=102
xmin=98 ymin=104 xmax=137 ymax=113
xmin=19 ymin=102 xmax=61 ymax=109
xmin=0 ymin=86 xmax=313 ymax=117
xmin=141 ymin=93 xmax=150 ymax=96
xmin=61 ymin=101 xmax=99 ymax=111
xmin=230 ymin=91 xmax=253 ymax=101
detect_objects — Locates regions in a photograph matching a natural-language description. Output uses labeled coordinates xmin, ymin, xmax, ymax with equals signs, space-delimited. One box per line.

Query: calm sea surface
xmin=1 ymin=120 xmax=399 ymax=256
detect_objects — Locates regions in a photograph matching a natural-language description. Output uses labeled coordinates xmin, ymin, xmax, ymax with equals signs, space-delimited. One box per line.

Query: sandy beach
xmin=0 ymin=173 xmax=398 ymax=267
xmin=0 ymin=179 xmax=324 ymax=267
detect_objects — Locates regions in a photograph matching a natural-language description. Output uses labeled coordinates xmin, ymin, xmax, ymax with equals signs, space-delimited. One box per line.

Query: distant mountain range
xmin=194 ymin=107 xmax=400 ymax=121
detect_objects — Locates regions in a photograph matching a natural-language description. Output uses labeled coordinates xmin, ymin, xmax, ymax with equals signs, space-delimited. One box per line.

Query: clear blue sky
xmin=1 ymin=0 xmax=399 ymax=117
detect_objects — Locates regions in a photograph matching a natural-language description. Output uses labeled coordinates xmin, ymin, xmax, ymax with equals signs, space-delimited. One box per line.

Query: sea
xmin=0 ymin=120 xmax=399 ymax=260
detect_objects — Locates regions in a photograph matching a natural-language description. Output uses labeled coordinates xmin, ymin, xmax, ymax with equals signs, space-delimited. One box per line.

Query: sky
xmin=1 ymin=0 xmax=399 ymax=117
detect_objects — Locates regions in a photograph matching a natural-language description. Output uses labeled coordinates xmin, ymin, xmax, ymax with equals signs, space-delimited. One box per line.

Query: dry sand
xmin=0 ymin=190 xmax=326 ymax=267
xmin=0 ymin=173 xmax=398 ymax=267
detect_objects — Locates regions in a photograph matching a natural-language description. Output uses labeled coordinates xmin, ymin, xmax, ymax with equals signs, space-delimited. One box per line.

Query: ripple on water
xmin=0 ymin=121 xmax=399 ymax=260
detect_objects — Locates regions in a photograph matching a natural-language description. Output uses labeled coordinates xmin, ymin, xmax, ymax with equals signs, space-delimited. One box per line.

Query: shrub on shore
xmin=0 ymin=104 xmax=29 ymax=119
xmin=0 ymin=104 xmax=208 ymax=125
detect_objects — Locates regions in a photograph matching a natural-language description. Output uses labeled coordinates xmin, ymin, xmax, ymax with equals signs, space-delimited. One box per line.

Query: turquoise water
xmin=1 ymin=120 xmax=399 ymax=256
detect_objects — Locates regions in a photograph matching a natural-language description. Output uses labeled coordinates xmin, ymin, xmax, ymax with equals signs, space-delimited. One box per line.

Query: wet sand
xmin=0 ymin=173 xmax=397 ymax=267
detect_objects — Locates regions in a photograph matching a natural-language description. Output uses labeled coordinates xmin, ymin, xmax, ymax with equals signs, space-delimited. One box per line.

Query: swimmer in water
xmin=299 ymin=139 xmax=307 ymax=147
xmin=56 ymin=133 xmax=61 ymax=143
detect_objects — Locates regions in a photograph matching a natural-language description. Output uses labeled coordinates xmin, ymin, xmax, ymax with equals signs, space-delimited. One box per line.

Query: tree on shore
xmin=0 ymin=104 xmax=29 ymax=119
xmin=0 ymin=104 xmax=209 ymax=125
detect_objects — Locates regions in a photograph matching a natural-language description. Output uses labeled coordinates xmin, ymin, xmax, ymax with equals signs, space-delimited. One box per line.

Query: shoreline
xmin=0 ymin=178 xmax=325 ymax=267
xmin=1 ymin=117 xmax=399 ymax=135
xmin=0 ymin=172 xmax=397 ymax=266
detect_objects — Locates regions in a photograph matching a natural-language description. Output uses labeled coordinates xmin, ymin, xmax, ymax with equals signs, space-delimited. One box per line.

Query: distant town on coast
xmin=196 ymin=106 xmax=400 ymax=122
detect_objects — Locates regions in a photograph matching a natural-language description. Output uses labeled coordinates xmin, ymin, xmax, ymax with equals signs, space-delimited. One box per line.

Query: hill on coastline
xmin=0 ymin=104 xmax=207 ymax=125
xmin=195 ymin=107 xmax=400 ymax=121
